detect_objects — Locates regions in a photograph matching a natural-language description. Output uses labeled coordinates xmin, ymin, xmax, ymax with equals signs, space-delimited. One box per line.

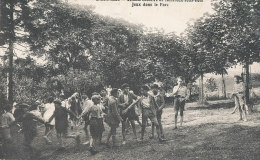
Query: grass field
xmin=2 ymin=99 xmax=260 ymax=160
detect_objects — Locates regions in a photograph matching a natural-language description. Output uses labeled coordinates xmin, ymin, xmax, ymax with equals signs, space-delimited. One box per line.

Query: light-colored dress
xmin=43 ymin=103 xmax=55 ymax=125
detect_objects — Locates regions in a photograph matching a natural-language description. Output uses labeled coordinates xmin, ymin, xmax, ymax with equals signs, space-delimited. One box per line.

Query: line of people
xmin=76 ymin=83 xmax=170 ymax=154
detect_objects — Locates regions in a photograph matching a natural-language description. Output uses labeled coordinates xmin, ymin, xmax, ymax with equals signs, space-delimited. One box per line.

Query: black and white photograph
xmin=0 ymin=0 xmax=260 ymax=159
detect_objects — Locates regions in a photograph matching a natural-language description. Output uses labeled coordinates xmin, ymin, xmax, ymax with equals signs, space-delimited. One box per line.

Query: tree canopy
xmin=0 ymin=0 xmax=259 ymax=104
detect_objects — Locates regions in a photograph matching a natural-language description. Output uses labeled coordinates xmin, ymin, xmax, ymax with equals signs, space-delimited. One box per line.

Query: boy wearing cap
xmin=139 ymin=85 xmax=166 ymax=142
xmin=118 ymin=83 xmax=138 ymax=144
xmin=48 ymin=99 xmax=80 ymax=149
xmin=150 ymin=84 xmax=166 ymax=139
xmin=166 ymin=77 xmax=189 ymax=129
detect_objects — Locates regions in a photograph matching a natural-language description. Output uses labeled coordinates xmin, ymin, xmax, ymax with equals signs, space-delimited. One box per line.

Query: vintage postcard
xmin=0 ymin=0 xmax=259 ymax=159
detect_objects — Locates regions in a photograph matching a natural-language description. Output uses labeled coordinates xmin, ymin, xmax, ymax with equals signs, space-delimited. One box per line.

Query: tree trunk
xmin=244 ymin=61 xmax=250 ymax=105
xmin=7 ymin=0 xmax=14 ymax=104
xmin=189 ymin=87 xmax=192 ymax=98
xmin=221 ymin=72 xmax=226 ymax=99
xmin=199 ymin=72 xmax=204 ymax=104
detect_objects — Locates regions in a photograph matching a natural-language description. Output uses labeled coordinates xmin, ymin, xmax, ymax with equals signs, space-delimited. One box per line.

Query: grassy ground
xmin=3 ymin=100 xmax=260 ymax=160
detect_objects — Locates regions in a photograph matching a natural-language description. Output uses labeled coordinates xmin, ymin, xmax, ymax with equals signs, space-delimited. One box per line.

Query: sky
xmin=68 ymin=0 xmax=214 ymax=35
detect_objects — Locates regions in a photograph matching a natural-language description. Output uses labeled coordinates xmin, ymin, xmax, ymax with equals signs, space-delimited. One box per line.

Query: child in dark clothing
xmin=22 ymin=104 xmax=46 ymax=158
xmin=48 ymin=99 xmax=80 ymax=149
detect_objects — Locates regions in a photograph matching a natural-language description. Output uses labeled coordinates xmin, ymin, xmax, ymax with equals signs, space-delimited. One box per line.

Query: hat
xmin=141 ymin=85 xmax=150 ymax=91
xmin=111 ymin=88 xmax=118 ymax=95
xmin=91 ymin=95 xmax=101 ymax=101
xmin=100 ymin=90 xmax=106 ymax=93
xmin=72 ymin=92 xmax=79 ymax=97
xmin=121 ymin=83 xmax=130 ymax=89
xmin=35 ymin=100 xmax=41 ymax=104
xmin=151 ymin=83 xmax=159 ymax=89
xmin=60 ymin=94 xmax=65 ymax=98
xmin=177 ymin=76 xmax=183 ymax=81
xmin=54 ymin=99 xmax=62 ymax=105
xmin=92 ymin=92 xmax=99 ymax=96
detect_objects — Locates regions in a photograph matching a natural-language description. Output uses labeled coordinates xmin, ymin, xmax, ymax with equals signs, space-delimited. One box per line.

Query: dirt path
xmin=3 ymin=100 xmax=260 ymax=160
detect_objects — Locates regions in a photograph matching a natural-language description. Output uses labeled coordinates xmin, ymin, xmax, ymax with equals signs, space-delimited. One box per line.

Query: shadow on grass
xmin=187 ymin=101 xmax=234 ymax=110
xmin=161 ymin=123 xmax=260 ymax=160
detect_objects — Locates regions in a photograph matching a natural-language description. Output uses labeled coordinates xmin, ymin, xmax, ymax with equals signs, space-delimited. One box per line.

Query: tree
xmin=24 ymin=0 xmax=149 ymax=91
xmin=198 ymin=0 xmax=260 ymax=103
xmin=0 ymin=0 xmax=35 ymax=104
xmin=185 ymin=17 xmax=219 ymax=104
xmin=24 ymin=0 xmax=94 ymax=72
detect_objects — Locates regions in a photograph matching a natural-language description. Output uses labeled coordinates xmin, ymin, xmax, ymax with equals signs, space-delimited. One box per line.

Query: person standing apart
xmin=231 ymin=75 xmax=247 ymax=121
xmin=166 ymin=77 xmax=189 ymax=129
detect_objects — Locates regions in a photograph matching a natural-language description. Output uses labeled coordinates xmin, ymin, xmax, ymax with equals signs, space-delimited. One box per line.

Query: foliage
xmin=205 ymin=78 xmax=218 ymax=92
xmin=1 ymin=0 xmax=259 ymax=104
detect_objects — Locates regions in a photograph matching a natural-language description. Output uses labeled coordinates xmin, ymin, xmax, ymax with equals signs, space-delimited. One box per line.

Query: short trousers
xmin=142 ymin=108 xmax=158 ymax=125
xmin=0 ymin=127 xmax=11 ymax=140
xmin=156 ymin=110 xmax=163 ymax=121
xmin=104 ymin=115 xmax=120 ymax=128
xmin=234 ymin=94 xmax=245 ymax=107
xmin=174 ymin=98 xmax=185 ymax=112
xmin=121 ymin=108 xmax=139 ymax=121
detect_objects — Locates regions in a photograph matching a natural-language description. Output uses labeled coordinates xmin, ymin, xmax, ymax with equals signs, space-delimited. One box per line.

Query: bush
xmin=205 ymin=78 xmax=217 ymax=92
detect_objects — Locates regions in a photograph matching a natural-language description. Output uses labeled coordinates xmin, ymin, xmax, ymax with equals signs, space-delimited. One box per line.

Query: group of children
xmin=0 ymin=74 xmax=252 ymax=159
xmin=0 ymin=76 xmax=193 ymax=157
xmin=74 ymin=83 xmax=170 ymax=154
xmin=83 ymin=77 xmax=190 ymax=154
